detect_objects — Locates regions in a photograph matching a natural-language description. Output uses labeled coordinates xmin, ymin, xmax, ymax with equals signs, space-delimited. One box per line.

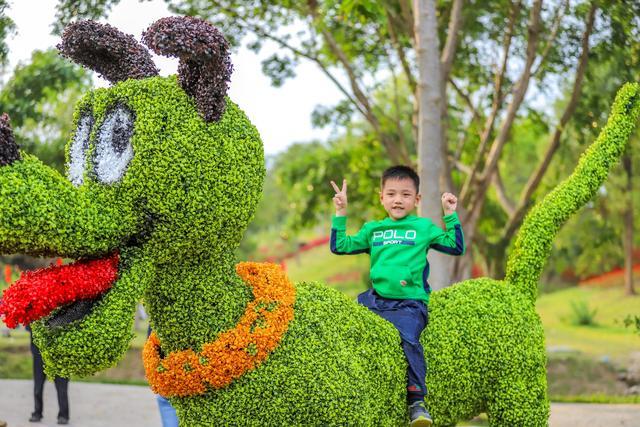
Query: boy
xmin=329 ymin=165 xmax=464 ymax=427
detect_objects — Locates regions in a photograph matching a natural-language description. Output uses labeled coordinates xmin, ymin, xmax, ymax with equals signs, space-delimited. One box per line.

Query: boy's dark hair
xmin=381 ymin=165 xmax=419 ymax=192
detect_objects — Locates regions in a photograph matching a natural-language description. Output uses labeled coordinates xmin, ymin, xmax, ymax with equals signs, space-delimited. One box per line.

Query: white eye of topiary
xmin=93 ymin=105 xmax=135 ymax=184
xmin=67 ymin=113 xmax=93 ymax=186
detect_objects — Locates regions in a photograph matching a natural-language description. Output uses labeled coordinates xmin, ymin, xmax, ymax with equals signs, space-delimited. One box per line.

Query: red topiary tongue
xmin=0 ymin=253 xmax=119 ymax=328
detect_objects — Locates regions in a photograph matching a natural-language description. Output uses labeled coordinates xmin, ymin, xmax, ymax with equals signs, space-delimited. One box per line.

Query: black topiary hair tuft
xmin=58 ymin=20 xmax=159 ymax=84
xmin=0 ymin=113 xmax=20 ymax=166
xmin=142 ymin=16 xmax=233 ymax=122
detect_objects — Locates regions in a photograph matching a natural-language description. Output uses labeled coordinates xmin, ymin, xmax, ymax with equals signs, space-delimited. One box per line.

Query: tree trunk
xmin=486 ymin=240 xmax=508 ymax=279
xmin=452 ymin=249 xmax=474 ymax=281
xmin=413 ymin=0 xmax=452 ymax=290
xmin=622 ymin=153 xmax=636 ymax=295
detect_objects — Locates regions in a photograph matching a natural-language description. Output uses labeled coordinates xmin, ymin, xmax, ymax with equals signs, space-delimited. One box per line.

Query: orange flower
xmin=143 ymin=262 xmax=295 ymax=397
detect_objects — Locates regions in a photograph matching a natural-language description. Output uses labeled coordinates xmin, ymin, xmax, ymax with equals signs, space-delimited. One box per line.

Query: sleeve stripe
xmin=429 ymin=224 xmax=464 ymax=255
xmin=422 ymin=263 xmax=431 ymax=293
xmin=330 ymin=228 xmax=370 ymax=255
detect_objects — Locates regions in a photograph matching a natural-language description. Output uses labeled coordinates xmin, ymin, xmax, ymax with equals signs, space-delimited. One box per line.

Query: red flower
xmin=0 ymin=253 xmax=119 ymax=328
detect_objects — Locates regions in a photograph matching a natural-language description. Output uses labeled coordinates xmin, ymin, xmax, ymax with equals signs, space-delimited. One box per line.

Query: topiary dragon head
xmin=0 ymin=17 xmax=264 ymax=377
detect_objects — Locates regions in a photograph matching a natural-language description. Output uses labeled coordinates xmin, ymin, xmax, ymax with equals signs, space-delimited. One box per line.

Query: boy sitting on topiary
xmin=330 ymin=165 xmax=465 ymax=427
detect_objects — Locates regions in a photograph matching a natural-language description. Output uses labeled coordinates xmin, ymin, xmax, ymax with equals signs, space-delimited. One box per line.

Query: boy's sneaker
xmin=408 ymin=401 xmax=433 ymax=427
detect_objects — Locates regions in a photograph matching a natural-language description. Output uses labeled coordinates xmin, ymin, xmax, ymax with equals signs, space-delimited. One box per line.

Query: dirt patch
xmin=547 ymin=354 xmax=629 ymax=396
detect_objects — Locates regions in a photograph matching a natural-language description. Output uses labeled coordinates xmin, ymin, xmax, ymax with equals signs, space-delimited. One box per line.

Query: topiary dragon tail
xmin=505 ymin=82 xmax=640 ymax=303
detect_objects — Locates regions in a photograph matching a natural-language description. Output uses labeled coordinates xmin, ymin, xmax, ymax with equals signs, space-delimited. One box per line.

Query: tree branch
xmin=532 ymin=0 xmax=567 ymax=78
xmin=459 ymin=0 xmax=521 ymax=204
xmin=501 ymin=2 xmax=597 ymax=241
xmin=449 ymin=78 xmax=483 ymax=130
xmin=215 ymin=6 xmax=367 ymax=119
xmin=263 ymin=33 xmax=364 ymax=115
xmin=450 ymin=156 xmax=472 ymax=174
xmin=389 ymin=51 xmax=409 ymax=155
xmin=315 ymin=22 xmax=372 ymax=115
xmin=308 ymin=1 xmax=410 ymax=163
xmin=492 ymin=166 xmax=516 ymax=216
xmin=440 ymin=0 xmax=464 ymax=83
xmin=386 ymin=9 xmax=417 ymax=93
xmin=466 ymin=0 xmax=543 ymax=222
xmin=399 ymin=0 xmax=415 ymax=42
xmin=454 ymin=130 xmax=469 ymax=162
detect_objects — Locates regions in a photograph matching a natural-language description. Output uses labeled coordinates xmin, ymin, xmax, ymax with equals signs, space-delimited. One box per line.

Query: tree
xmin=0 ymin=49 xmax=91 ymax=171
xmin=584 ymin=1 xmax=640 ymax=295
xmin=413 ymin=0 xmax=462 ymax=287
xmin=547 ymin=0 xmax=640 ymax=295
xmin=0 ymin=0 xmax=15 ymax=71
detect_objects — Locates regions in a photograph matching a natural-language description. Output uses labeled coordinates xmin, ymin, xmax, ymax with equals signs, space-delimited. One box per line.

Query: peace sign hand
xmin=330 ymin=179 xmax=348 ymax=216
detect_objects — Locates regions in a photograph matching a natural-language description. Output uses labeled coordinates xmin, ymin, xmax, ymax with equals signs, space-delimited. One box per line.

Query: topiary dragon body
xmin=0 ymin=17 xmax=638 ymax=426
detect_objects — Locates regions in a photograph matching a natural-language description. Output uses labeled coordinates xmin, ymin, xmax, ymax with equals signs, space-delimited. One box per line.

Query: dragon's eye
xmin=68 ymin=113 xmax=93 ymax=186
xmin=93 ymin=104 xmax=135 ymax=184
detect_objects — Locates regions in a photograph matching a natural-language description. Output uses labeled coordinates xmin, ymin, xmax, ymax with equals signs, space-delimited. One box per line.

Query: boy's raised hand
xmin=330 ymin=179 xmax=348 ymax=216
xmin=442 ymin=192 xmax=458 ymax=216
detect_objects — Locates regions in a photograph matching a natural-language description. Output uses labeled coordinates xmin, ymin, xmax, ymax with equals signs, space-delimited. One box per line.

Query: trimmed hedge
xmin=172 ymin=282 xmax=407 ymax=426
xmin=1 ymin=75 xmax=264 ymax=378
xmin=424 ymin=279 xmax=548 ymax=426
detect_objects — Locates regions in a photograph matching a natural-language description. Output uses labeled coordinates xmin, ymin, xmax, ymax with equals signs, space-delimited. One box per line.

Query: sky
xmin=4 ymin=0 xmax=344 ymax=155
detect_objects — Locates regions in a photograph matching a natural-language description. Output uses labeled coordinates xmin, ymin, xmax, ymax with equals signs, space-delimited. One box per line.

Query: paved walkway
xmin=0 ymin=380 xmax=159 ymax=427
xmin=0 ymin=380 xmax=639 ymax=426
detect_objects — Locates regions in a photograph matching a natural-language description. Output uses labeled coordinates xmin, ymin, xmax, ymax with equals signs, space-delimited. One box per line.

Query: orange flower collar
xmin=143 ymin=262 xmax=296 ymax=397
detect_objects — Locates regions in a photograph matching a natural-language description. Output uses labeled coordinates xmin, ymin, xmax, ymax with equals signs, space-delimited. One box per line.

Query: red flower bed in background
xmin=579 ymin=264 xmax=640 ymax=287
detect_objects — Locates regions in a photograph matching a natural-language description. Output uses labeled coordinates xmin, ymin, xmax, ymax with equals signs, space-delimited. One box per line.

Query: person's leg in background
xmin=54 ymin=377 xmax=69 ymax=424
xmin=29 ymin=327 xmax=45 ymax=423
xmin=157 ymin=395 xmax=179 ymax=427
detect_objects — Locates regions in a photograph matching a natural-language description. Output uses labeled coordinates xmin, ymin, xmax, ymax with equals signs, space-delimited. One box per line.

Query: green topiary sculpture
xmin=0 ymin=16 xmax=638 ymax=427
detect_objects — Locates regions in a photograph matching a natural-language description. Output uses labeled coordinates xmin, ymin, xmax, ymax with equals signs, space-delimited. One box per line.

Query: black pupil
xmin=111 ymin=111 xmax=133 ymax=155
xmin=81 ymin=116 xmax=92 ymax=151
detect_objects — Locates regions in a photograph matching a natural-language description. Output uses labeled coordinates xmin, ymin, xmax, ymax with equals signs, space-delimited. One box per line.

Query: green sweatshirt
xmin=330 ymin=213 xmax=465 ymax=303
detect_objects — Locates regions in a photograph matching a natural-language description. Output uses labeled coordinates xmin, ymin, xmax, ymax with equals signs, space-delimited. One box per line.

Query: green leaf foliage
xmin=568 ymin=300 xmax=597 ymax=326
xmin=424 ymin=279 xmax=548 ymax=426
xmin=0 ymin=0 xmax=15 ymax=68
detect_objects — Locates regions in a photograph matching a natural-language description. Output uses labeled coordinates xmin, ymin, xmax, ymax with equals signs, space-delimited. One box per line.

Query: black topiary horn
xmin=142 ymin=16 xmax=233 ymax=122
xmin=0 ymin=114 xmax=20 ymax=166
xmin=58 ymin=20 xmax=159 ymax=84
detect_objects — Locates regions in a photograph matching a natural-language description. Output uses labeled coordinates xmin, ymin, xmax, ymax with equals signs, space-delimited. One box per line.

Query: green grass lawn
xmin=536 ymin=286 xmax=640 ymax=363
xmin=285 ymin=243 xmax=369 ymax=299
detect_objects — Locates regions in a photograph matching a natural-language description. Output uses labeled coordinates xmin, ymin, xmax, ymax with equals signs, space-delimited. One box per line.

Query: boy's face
xmin=380 ymin=177 xmax=421 ymax=220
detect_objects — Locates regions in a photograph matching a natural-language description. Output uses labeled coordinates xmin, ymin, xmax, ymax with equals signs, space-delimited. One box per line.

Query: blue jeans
xmin=358 ymin=289 xmax=428 ymax=400
xmin=156 ymin=395 xmax=178 ymax=427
